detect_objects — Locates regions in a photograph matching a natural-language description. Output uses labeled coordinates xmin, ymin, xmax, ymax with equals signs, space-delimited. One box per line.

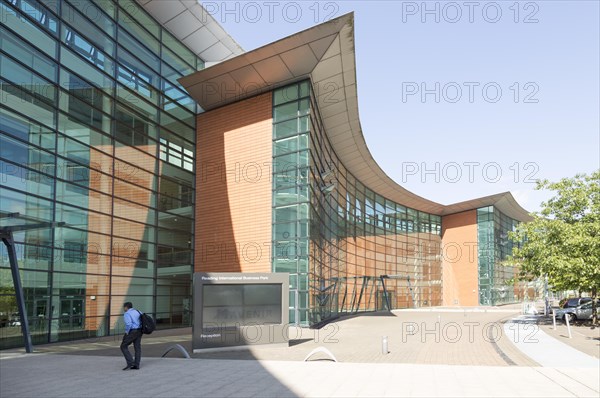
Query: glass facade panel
xmin=0 ymin=26 xmax=58 ymax=81
xmin=161 ymin=29 xmax=196 ymax=70
xmin=0 ymin=0 xmax=202 ymax=349
xmin=477 ymin=206 xmax=520 ymax=306
xmin=117 ymin=28 xmax=159 ymax=72
xmin=161 ymin=46 xmax=194 ymax=77
xmin=0 ymin=1 xmax=58 ymax=58
xmin=61 ymin=44 xmax=114 ymax=88
xmin=272 ymin=81 xmax=443 ymax=326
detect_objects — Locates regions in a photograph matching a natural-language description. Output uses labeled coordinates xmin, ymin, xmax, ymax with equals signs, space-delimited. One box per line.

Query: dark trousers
xmin=120 ymin=329 xmax=142 ymax=367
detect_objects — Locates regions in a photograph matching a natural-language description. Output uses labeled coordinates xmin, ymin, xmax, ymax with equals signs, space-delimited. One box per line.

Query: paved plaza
xmin=1 ymin=308 xmax=599 ymax=397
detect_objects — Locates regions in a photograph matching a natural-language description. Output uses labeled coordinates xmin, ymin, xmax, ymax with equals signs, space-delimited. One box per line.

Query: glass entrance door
xmin=32 ymin=298 xmax=48 ymax=331
xmin=59 ymin=298 xmax=84 ymax=329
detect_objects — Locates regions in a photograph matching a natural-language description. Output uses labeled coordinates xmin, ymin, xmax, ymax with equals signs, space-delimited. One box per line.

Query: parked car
xmin=8 ymin=313 xmax=21 ymax=326
xmin=554 ymin=301 xmax=596 ymax=322
xmin=0 ymin=313 xmax=9 ymax=328
xmin=561 ymin=297 xmax=592 ymax=309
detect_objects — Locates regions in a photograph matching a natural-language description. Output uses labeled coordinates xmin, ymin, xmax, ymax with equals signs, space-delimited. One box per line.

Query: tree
xmin=508 ymin=171 xmax=600 ymax=324
xmin=0 ymin=287 xmax=18 ymax=326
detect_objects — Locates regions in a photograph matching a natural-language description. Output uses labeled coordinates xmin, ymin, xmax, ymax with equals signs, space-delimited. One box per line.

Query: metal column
xmin=1 ymin=230 xmax=33 ymax=353
xmin=1 ymin=216 xmax=64 ymax=353
xmin=380 ymin=275 xmax=391 ymax=311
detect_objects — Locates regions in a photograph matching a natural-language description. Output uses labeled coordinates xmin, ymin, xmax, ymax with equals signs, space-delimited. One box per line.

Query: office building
xmin=0 ymin=1 xmax=530 ymax=348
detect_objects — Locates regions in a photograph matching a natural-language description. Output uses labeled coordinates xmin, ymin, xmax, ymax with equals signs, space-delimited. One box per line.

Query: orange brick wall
xmin=441 ymin=210 xmax=479 ymax=306
xmin=195 ymin=92 xmax=273 ymax=273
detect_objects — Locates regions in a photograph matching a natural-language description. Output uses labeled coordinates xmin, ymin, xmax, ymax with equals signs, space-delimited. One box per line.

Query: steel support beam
xmin=1 ymin=231 xmax=33 ymax=353
xmin=380 ymin=275 xmax=391 ymax=311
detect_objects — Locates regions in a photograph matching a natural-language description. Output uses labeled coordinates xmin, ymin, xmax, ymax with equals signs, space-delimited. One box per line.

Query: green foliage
xmin=0 ymin=287 xmax=17 ymax=313
xmin=508 ymin=171 xmax=600 ymax=294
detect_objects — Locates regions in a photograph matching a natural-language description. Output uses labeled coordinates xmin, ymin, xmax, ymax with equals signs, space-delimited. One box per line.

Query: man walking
xmin=120 ymin=302 xmax=142 ymax=370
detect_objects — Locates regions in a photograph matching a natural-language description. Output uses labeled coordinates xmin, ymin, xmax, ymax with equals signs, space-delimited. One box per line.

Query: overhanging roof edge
xmin=136 ymin=0 xmax=244 ymax=62
xmin=179 ymin=12 xmax=531 ymax=220
xmin=442 ymin=192 xmax=533 ymax=221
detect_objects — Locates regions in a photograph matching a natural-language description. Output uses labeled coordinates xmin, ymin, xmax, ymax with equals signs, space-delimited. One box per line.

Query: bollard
xmin=565 ymin=314 xmax=572 ymax=338
xmin=382 ymin=336 xmax=388 ymax=354
xmin=552 ymin=309 xmax=556 ymax=330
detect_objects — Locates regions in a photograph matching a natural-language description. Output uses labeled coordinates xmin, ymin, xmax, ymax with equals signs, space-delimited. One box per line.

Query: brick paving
xmin=2 ymin=308 xmax=536 ymax=366
xmin=256 ymin=309 xmax=537 ymax=366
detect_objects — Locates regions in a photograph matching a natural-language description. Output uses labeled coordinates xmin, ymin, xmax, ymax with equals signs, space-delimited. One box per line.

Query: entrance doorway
xmin=59 ymin=298 xmax=84 ymax=330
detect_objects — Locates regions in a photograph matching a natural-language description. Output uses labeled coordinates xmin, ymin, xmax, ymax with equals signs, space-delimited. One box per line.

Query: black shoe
xmin=123 ymin=366 xmax=132 ymax=370
xmin=131 ymin=365 xmax=139 ymax=370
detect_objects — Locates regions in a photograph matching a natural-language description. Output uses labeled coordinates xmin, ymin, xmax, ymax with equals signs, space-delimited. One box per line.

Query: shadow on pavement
xmin=1 ymin=326 xmax=301 ymax=397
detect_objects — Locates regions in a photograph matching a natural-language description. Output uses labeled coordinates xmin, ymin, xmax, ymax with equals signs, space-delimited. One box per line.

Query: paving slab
xmin=505 ymin=315 xmax=599 ymax=368
xmin=3 ymin=354 xmax=596 ymax=398
xmin=3 ymin=310 xmax=536 ymax=366
xmin=2 ymin=307 xmax=599 ymax=397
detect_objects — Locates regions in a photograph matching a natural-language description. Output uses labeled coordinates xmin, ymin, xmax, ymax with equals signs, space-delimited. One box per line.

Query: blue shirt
xmin=124 ymin=308 xmax=141 ymax=333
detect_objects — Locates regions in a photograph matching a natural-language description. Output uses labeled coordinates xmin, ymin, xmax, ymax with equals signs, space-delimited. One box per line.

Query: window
xmin=7 ymin=0 xmax=58 ymax=35
xmin=63 ymin=26 xmax=112 ymax=71
xmin=159 ymin=138 xmax=193 ymax=172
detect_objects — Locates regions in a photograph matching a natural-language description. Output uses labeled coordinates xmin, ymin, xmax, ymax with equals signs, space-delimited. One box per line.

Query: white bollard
xmin=552 ymin=309 xmax=556 ymax=330
xmin=382 ymin=336 xmax=388 ymax=354
xmin=565 ymin=314 xmax=572 ymax=338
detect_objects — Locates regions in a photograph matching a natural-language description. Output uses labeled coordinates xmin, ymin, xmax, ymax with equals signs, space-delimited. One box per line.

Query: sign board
xmin=193 ymin=272 xmax=289 ymax=351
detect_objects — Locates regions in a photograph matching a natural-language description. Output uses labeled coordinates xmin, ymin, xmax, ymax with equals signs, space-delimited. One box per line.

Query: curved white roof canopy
xmin=137 ymin=0 xmax=243 ymax=63
xmin=178 ymin=13 xmax=531 ymax=221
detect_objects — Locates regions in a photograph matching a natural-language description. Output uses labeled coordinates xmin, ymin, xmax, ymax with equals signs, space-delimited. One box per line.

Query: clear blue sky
xmin=203 ymin=1 xmax=600 ymax=213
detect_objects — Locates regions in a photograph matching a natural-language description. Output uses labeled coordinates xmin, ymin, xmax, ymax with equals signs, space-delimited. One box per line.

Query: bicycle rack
xmin=161 ymin=344 xmax=191 ymax=359
xmin=303 ymin=346 xmax=337 ymax=362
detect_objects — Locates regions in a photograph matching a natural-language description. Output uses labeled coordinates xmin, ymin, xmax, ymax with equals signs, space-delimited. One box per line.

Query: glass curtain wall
xmin=477 ymin=206 xmax=519 ymax=305
xmin=272 ymin=81 xmax=443 ymax=326
xmin=0 ymin=0 xmax=201 ymax=348
xmin=272 ymin=82 xmax=311 ymax=325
